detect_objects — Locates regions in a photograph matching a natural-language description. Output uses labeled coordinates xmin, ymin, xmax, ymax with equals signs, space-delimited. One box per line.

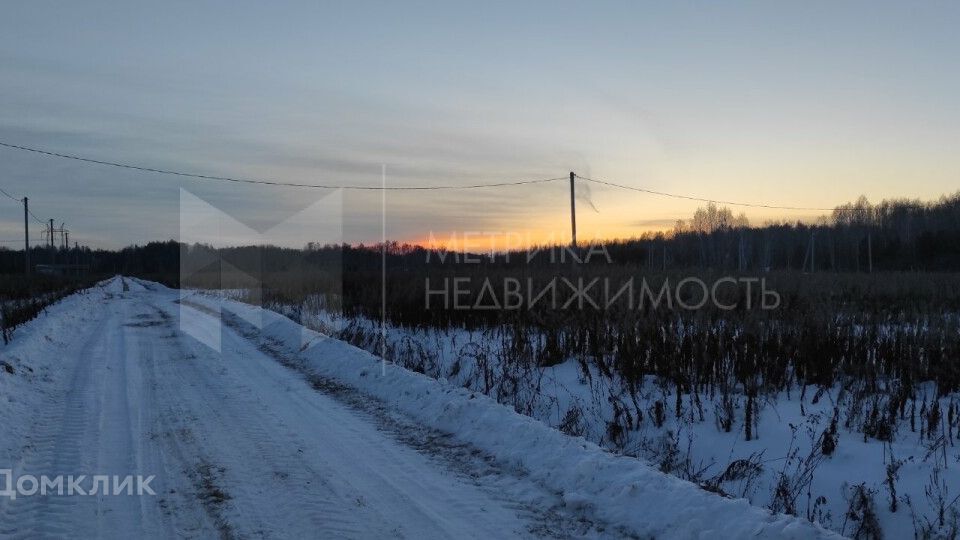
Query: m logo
xmin=178 ymin=188 xmax=343 ymax=352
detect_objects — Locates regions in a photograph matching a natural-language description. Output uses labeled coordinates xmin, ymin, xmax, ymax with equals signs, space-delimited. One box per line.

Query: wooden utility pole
xmin=569 ymin=171 xmax=577 ymax=249
xmin=23 ymin=197 xmax=29 ymax=274
xmin=48 ymin=219 xmax=54 ymax=249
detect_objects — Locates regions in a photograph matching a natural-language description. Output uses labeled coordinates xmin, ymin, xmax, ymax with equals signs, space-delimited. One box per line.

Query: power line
xmin=0 ymin=239 xmax=45 ymax=244
xmin=1 ymin=139 xmax=928 ymax=212
xmin=0 ymin=183 xmax=45 ymax=224
xmin=0 ymin=141 xmax=566 ymax=190
xmin=0 ymin=187 xmax=21 ymax=202
xmin=575 ymin=175 xmax=837 ymax=211
xmin=0 ymin=182 xmax=61 ymax=277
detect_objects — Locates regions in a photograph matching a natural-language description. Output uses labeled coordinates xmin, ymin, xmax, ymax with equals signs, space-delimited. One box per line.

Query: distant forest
xmin=2 ymin=191 xmax=960 ymax=278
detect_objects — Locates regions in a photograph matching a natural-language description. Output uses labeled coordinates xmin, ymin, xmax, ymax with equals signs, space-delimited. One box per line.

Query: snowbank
xmin=0 ymin=279 xmax=115 ymax=469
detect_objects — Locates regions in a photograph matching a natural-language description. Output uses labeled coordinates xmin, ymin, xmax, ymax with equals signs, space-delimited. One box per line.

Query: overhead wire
xmin=0 ymin=186 xmax=22 ymax=202
xmin=574 ymin=175 xmax=837 ymax=212
xmin=0 ymin=141 xmax=567 ymax=190
xmin=0 ymin=140 xmax=854 ymax=211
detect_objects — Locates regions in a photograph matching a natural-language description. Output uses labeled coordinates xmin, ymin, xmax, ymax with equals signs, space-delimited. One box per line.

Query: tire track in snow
xmin=155 ymin=295 xmax=550 ymax=538
xmin=0 ymin=286 xmax=190 ymax=538
xmin=146 ymin=336 xmax=374 ymax=539
xmin=176 ymin=298 xmax=606 ymax=538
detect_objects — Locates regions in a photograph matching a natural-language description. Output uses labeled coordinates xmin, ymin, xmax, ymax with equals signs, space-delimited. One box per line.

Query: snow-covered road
xmin=0 ymin=278 xmax=564 ymax=538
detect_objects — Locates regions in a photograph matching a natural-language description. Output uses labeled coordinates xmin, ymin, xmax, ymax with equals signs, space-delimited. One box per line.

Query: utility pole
xmin=23 ymin=197 xmax=29 ymax=275
xmin=569 ymin=171 xmax=577 ymax=249
xmin=867 ymin=233 xmax=873 ymax=273
xmin=48 ymin=218 xmax=55 ymax=265
xmin=60 ymin=222 xmax=65 ymax=249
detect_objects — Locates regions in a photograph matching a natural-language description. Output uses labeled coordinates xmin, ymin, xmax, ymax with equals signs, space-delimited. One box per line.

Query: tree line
xmin=1 ymin=190 xmax=959 ymax=279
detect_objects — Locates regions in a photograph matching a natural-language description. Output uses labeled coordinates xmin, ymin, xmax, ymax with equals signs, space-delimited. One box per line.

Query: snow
xmin=229 ymin=289 xmax=959 ymax=539
xmin=0 ymin=277 xmax=839 ymax=538
xmin=177 ymin=285 xmax=841 ymax=539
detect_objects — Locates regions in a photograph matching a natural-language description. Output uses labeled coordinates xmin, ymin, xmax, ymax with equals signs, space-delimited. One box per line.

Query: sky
xmin=1 ymin=1 xmax=958 ymax=249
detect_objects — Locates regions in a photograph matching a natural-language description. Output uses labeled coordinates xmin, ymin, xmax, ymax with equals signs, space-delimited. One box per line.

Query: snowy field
xmin=0 ymin=277 xmax=837 ymax=538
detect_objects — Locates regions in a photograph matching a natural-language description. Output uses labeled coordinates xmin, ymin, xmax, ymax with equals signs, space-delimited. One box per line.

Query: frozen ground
xmin=0 ymin=278 xmax=835 ymax=538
